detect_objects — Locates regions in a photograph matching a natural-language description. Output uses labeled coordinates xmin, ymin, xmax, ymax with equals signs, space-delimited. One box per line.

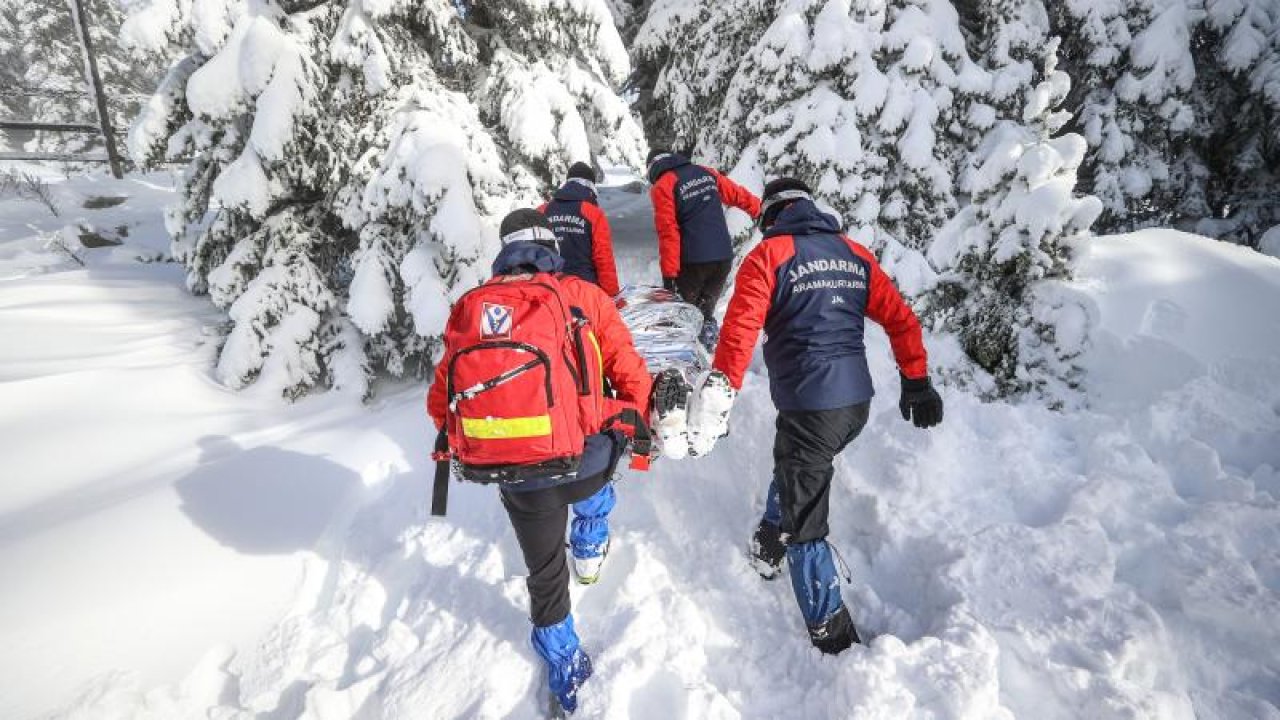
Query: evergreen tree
xmin=926 ymin=1 xmax=1102 ymax=401
xmin=0 ymin=0 xmax=164 ymax=156
xmin=1188 ymin=0 xmax=1280 ymax=246
xmin=125 ymin=0 xmax=644 ymax=398
xmin=713 ymin=0 xmax=993 ymax=255
xmin=1052 ymin=0 xmax=1280 ymax=246
xmin=632 ymin=0 xmax=772 ymax=153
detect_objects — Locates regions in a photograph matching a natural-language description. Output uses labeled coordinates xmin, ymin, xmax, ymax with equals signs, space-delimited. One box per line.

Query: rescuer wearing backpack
xmin=646 ymin=149 xmax=761 ymax=349
xmin=426 ymin=209 xmax=653 ymax=714
xmin=690 ymin=178 xmax=944 ymax=655
xmin=538 ymin=161 xmax=621 ymax=297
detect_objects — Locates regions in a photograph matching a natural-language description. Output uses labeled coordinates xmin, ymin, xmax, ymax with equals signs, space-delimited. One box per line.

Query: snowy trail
xmin=3 ymin=172 xmax=1278 ymax=719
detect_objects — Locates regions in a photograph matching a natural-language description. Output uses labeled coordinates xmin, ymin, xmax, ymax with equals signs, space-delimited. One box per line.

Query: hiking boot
xmin=650 ymin=368 xmax=692 ymax=460
xmin=548 ymin=648 xmax=593 ymax=714
xmin=807 ymin=605 xmax=860 ymax=655
xmin=533 ymin=615 xmax=592 ymax=714
xmin=573 ymin=538 xmax=610 ymax=585
xmin=749 ymin=520 xmax=786 ymax=580
xmin=688 ymin=370 xmax=735 ymax=456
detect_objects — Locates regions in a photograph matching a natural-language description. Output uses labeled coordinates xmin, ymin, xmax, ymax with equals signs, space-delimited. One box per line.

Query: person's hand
xmin=899 ymin=375 xmax=943 ymax=429
xmin=689 ymin=370 xmax=736 ymax=456
xmin=662 ymin=277 xmax=679 ymax=294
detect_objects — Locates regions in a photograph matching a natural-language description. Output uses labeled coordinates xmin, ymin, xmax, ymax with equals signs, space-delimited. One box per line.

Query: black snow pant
xmin=774 ymin=403 xmax=870 ymax=543
xmin=499 ymin=442 xmax=623 ymax=627
xmin=676 ymin=259 xmax=733 ymax=322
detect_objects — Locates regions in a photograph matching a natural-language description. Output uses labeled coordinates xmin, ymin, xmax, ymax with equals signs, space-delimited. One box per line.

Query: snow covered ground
xmin=1 ymin=169 xmax=1278 ymax=719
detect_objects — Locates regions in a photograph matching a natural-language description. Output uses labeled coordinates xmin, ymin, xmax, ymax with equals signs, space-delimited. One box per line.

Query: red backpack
xmin=441 ymin=272 xmax=590 ymax=483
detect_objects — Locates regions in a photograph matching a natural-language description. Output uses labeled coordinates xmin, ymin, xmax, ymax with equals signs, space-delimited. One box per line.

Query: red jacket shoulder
xmin=559 ymin=274 xmax=609 ymax=311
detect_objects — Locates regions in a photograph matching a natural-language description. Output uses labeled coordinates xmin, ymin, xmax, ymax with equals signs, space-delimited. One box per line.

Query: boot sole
xmin=652 ymin=368 xmax=691 ymax=417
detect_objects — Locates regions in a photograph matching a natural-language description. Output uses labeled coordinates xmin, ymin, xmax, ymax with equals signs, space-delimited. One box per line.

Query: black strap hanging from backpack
xmin=430 ymin=430 xmax=451 ymax=517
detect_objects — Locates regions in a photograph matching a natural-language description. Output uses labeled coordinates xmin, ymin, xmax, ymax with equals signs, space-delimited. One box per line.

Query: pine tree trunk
xmin=66 ymin=0 xmax=123 ymax=178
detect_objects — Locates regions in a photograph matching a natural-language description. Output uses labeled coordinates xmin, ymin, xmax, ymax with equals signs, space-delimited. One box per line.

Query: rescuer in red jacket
xmin=691 ymin=178 xmax=944 ymax=655
xmin=646 ymin=149 xmax=761 ymax=347
xmin=538 ymin=161 xmax=621 ymax=296
xmin=426 ymin=209 xmax=652 ymax=712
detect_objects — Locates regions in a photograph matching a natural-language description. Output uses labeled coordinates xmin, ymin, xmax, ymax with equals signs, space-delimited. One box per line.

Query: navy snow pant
xmin=500 ymin=432 xmax=625 ymax=627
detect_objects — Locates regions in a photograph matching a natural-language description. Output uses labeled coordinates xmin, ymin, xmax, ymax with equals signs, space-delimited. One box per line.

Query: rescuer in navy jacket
xmin=646 ymin=149 xmax=760 ymax=341
xmin=538 ymin=162 xmax=621 ymax=296
xmin=700 ymin=178 xmax=944 ymax=655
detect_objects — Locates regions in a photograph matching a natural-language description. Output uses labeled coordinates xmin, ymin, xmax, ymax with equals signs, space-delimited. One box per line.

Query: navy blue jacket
xmin=712 ymin=199 xmax=928 ymax=411
xmin=538 ymin=180 xmax=620 ymax=295
xmin=648 ymin=154 xmax=760 ymax=277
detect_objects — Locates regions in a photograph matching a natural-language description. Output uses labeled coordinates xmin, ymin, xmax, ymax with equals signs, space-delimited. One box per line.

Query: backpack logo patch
xmin=481 ymin=303 xmax=513 ymax=339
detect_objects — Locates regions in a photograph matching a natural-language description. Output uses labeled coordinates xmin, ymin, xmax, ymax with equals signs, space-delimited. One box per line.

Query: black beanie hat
xmin=762 ymin=177 xmax=812 ymax=200
xmin=760 ymin=177 xmax=814 ymax=230
xmin=498 ymin=208 xmax=559 ymax=250
xmin=646 ymin=148 xmax=667 ymax=164
xmin=567 ymin=161 xmax=595 ymax=182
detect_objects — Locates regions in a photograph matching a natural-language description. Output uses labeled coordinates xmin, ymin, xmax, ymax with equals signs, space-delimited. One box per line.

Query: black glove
xmin=899 ymin=375 xmax=943 ymax=429
xmin=663 ymin=276 xmax=679 ymax=293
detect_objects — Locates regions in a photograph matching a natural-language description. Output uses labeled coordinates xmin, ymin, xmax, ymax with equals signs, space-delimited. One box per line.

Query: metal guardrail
xmin=0 ymin=121 xmax=102 ymax=133
xmin=0 ymin=151 xmax=111 ymax=162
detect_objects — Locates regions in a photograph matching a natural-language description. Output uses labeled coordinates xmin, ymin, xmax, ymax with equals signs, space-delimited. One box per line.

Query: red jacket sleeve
xmin=571 ymin=279 xmax=653 ymax=412
xmin=712 ymin=238 xmax=790 ymax=389
xmin=650 ymin=173 xmax=681 ymax=279
xmin=710 ymin=169 xmax=761 ymax=219
xmin=583 ymin=203 xmax=620 ymax=296
xmin=846 ymin=239 xmax=928 ymax=379
xmin=426 ymin=344 xmax=452 ymax=431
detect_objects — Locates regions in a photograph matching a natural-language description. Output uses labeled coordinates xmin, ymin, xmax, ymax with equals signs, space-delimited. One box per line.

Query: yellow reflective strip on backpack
xmin=461 ymin=415 xmax=552 ymax=439
xmin=588 ymin=330 xmax=603 ymax=386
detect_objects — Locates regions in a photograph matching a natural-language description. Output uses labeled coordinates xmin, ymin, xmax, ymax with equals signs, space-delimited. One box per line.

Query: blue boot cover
xmin=786 ymin=539 xmax=845 ymax=626
xmin=532 ymin=614 xmax=593 ymax=712
xmin=570 ymin=483 xmax=616 ymax=559
xmin=763 ymin=478 xmax=782 ymax=528
xmin=699 ymin=317 xmax=720 ymax=350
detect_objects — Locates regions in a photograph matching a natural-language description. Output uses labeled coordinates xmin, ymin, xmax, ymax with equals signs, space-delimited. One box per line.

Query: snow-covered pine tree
xmin=1049 ymin=0 xmax=1198 ymax=230
xmin=1052 ymin=0 xmax=1280 ymax=247
xmin=1186 ymin=0 xmax=1280 ymax=246
xmin=0 ymin=0 xmax=164 ymax=156
xmin=632 ymin=0 xmax=771 ymax=152
xmin=470 ymin=0 xmax=646 ymax=177
xmin=125 ymin=0 xmax=643 ymax=398
xmin=927 ymin=1 xmax=1102 ymax=401
xmin=704 ymin=0 xmax=992 ymax=260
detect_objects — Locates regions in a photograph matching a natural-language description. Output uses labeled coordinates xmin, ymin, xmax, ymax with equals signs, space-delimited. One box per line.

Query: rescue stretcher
xmin=613 ymin=285 xmax=708 ymax=379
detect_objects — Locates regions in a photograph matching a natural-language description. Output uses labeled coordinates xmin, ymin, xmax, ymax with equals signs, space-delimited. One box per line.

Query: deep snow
xmin=1 ymin=169 xmax=1278 ymax=719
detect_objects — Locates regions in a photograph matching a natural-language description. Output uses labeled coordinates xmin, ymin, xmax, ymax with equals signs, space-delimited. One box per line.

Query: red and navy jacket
xmin=648 ymin=153 xmax=761 ymax=279
xmin=538 ymin=179 xmax=620 ymax=296
xmin=712 ymin=199 xmax=928 ymax=411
